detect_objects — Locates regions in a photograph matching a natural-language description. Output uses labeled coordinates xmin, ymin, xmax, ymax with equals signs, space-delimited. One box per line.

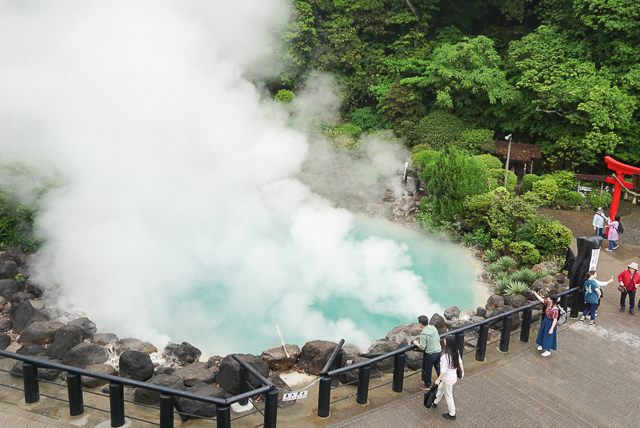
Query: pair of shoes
xmin=442 ymin=413 xmax=456 ymax=420
xmin=420 ymin=385 xmax=430 ymax=391
xmin=630 ymin=309 xmax=635 ymax=315
xmin=589 ymin=321 xmax=595 ymax=326
xmin=620 ymin=308 xmax=625 ymax=312
xmin=614 ymin=246 xmax=619 ymax=250
xmin=536 ymin=345 xmax=543 ymax=351
xmin=541 ymin=350 xmax=551 ymax=357
xmin=605 ymin=248 xmax=612 ymax=251
xmin=432 ymin=403 xmax=437 ymax=408
xmin=579 ymin=316 xmax=585 ymax=322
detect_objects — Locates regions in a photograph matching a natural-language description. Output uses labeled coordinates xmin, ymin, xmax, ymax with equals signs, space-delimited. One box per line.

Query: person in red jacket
xmin=618 ymin=262 xmax=640 ymax=315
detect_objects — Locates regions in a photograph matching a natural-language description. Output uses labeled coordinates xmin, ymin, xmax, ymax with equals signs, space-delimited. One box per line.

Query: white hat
xmin=628 ymin=262 xmax=639 ymax=270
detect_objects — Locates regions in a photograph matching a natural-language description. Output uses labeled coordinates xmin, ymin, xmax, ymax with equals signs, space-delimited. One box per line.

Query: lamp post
xmin=504 ymin=134 xmax=512 ymax=189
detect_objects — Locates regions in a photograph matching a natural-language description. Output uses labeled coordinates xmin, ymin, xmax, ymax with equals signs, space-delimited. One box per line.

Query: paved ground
xmin=0 ymin=401 xmax=77 ymax=428
xmin=328 ymin=210 xmax=640 ymax=428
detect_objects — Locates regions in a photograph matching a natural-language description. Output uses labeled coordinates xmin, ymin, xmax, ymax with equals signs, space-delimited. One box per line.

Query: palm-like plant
xmin=496 ymin=256 xmax=518 ymax=272
xmin=493 ymin=276 xmax=511 ymax=294
xmin=485 ymin=262 xmax=502 ymax=279
xmin=484 ymin=249 xmax=499 ymax=263
xmin=505 ymin=280 xmax=530 ymax=296
xmin=461 ymin=232 xmax=476 ymax=247
xmin=510 ymin=268 xmax=539 ymax=285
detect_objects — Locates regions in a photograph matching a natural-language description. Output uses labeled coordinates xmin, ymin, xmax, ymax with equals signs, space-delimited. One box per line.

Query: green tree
xmin=427 ymin=149 xmax=488 ymax=223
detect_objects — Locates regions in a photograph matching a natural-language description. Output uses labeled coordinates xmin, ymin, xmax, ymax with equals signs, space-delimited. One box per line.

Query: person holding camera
xmin=618 ymin=262 xmax=640 ymax=315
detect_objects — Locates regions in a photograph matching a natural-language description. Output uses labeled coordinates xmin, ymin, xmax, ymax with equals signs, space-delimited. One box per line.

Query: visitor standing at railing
xmin=592 ymin=207 xmax=606 ymax=237
xmin=618 ymin=262 xmax=640 ymax=315
xmin=580 ymin=271 xmax=602 ymax=325
xmin=581 ymin=271 xmax=613 ymax=319
xmin=532 ymin=291 xmax=558 ymax=357
xmin=412 ymin=315 xmax=441 ymax=391
xmin=431 ymin=335 xmax=464 ymax=421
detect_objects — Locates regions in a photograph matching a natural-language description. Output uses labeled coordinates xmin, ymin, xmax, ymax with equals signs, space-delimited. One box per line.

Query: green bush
xmin=494 ymin=276 xmax=511 ymax=294
xmin=520 ymin=174 xmax=541 ymax=193
xmin=275 ymin=89 xmax=295 ymax=103
xmin=0 ymin=191 xmax=39 ymax=252
xmin=474 ymin=154 xmax=503 ymax=170
xmin=509 ymin=241 xmax=541 ymax=266
xmin=459 ymin=129 xmax=495 ymax=154
xmin=531 ymin=178 xmax=559 ymax=207
xmin=410 ymin=143 xmax=432 ymax=155
xmin=486 ymin=262 xmax=503 ymax=279
xmin=412 ymin=110 xmax=467 ymax=150
xmin=516 ymin=216 xmax=572 ymax=255
xmin=332 ymin=123 xmax=363 ymax=138
xmin=488 ymin=169 xmax=517 ymax=194
xmin=473 ymin=229 xmax=492 ymax=249
xmin=555 ymin=190 xmax=585 ymax=208
xmin=548 ymin=170 xmax=577 ymax=191
xmin=345 ymin=107 xmax=385 ymax=132
xmin=586 ymin=191 xmax=613 ymax=209
xmin=461 ymin=232 xmax=476 ymax=247
xmin=411 ymin=150 xmax=438 ymax=177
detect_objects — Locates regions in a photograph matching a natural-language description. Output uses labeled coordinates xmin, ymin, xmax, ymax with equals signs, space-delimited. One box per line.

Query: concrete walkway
xmin=0 ymin=400 xmax=78 ymax=428
xmin=329 ymin=219 xmax=640 ymax=427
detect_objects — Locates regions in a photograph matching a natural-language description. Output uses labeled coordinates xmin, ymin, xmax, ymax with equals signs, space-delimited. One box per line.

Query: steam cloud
xmin=0 ymin=1 xmax=446 ymax=355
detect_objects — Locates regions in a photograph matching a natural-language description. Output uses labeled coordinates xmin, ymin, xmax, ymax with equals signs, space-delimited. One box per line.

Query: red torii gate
xmin=604 ymin=156 xmax=640 ymax=219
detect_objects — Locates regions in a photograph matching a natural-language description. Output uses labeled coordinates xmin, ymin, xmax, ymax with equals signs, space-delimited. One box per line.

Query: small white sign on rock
xmin=282 ymin=390 xmax=307 ymax=401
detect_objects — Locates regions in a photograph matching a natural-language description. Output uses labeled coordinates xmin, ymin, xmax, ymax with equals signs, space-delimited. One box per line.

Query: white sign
xmin=578 ymin=186 xmax=592 ymax=196
xmin=282 ymin=390 xmax=307 ymax=402
xmin=589 ymin=248 xmax=600 ymax=271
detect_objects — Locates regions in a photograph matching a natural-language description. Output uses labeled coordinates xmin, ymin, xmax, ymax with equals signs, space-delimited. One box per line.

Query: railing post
xmin=264 ymin=387 xmax=278 ymax=428
xmin=331 ymin=350 xmax=343 ymax=387
xmin=520 ymin=307 xmax=533 ymax=342
xmin=66 ymin=372 xmax=84 ymax=416
xmin=216 ymin=405 xmax=231 ymax=428
xmin=455 ymin=332 xmax=465 ymax=356
xmin=23 ymin=362 xmax=40 ymax=404
xmin=238 ymin=366 xmax=249 ymax=406
xmin=317 ymin=374 xmax=332 ymax=418
xmin=109 ymin=382 xmax=126 ymax=427
xmin=570 ymin=288 xmax=581 ymax=318
xmin=499 ymin=314 xmax=513 ymax=353
xmin=159 ymin=394 xmax=174 ymax=428
xmin=356 ymin=365 xmax=370 ymax=405
xmin=475 ymin=324 xmax=489 ymax=362
xmin=392 ymin=353 xmax=405 ymax=393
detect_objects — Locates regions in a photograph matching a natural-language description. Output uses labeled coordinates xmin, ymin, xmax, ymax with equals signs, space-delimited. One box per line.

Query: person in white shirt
xmin=432 ymin=335 xmax=464 ymax=420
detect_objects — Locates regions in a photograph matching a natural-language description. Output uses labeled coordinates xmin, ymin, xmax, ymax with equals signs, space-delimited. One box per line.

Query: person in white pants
xmin=432 ymin=335 xmax=464 ymax=420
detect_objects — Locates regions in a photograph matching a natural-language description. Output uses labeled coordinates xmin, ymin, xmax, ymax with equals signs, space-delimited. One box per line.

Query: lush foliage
xmin=0 ymin=191 xmax=38 ymax=251
xmin=516 ymin=216 xmax=573 ymax=255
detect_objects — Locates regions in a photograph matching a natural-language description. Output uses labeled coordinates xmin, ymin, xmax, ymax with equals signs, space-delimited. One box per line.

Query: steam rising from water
xmin=0 ymin=1 xmax=446 ymax=355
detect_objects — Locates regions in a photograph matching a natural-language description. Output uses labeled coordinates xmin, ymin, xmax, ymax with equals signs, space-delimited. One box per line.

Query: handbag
xmin=456 ymin=367 xmax=463 ymax=379
xmin=423 ymin=383 xmax=438 ymax=408
xmin=618 ymin=272 xmax=636 ymax=293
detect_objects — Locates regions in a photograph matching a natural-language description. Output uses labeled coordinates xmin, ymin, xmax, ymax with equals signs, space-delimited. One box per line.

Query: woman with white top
xmin=432 ymin=335 xmax=464 ymax=420
xmin=582 ymin=271 xmax=613 ymax=318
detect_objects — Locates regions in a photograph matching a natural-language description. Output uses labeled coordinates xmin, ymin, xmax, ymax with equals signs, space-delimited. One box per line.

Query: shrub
xmin=412 ymin=110 xmax=467 ymax=150
xmin=459 ymin=129 xmax=495 ymax=154
xmin=474 ymin=154 xmax=503 ymax=170
xmin=586 ymin=191 xmax=612 ymax=209
xmin=496 ymin=256 xmax=518 ymax=271
xmin=548 ymin=170 xmax=577 ymax=191
xmin=516 ymin=216 xmax=572 ymax=255
xmin=412 ymin=150 xmax=438 ymax=177
xmin=488 ymin=169 xmax=517 ymax=194
xmin=0 ymin=192 xmax=39 ymax=252
xmin=555 ymin=190 xmax=585 ymax=209
xmin=333 ymin=123 xmax=363 ymax=138
xmin=531 ymin=178 xmax=559 ymax=207
xmin=505 ymin=281 xmax=530 ymax=296
xmin=275 ymin=89 xmax=295 ymax=103
xmin=509 ymin=241 xmax=541 ymax=266
xmin=345 ymin=107 xmax=385 ymax=132
xmin=520 ymin=174 xmax=541 ymax=193
xmin=427 ymin=149 xmax=488 ymax=223
xmin=473 ymin=229 xmax=492 ymax=249
xmin=484 ymin=249 xmax=500 ymax=263
xmin=411 ymin=143 xmax=432 ymax=155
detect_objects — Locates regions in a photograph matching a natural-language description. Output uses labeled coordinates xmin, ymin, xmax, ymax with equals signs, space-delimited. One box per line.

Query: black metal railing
xmin=316 ymin=286 xmax=581 ymax=418
xmin=0 ymin=350 xmax=277 ymax=428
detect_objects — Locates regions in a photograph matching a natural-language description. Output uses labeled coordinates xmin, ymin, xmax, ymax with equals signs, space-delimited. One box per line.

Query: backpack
xmin=618 ymin=221 xmax=624 ymax=233
xmin=557 ymin=305 xmax=567 ymax=326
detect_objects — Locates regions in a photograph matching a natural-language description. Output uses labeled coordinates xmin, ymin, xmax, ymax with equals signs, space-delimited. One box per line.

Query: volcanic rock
xmin=172 ymin=362 xmax=216 ymax=387
xmin=11 ymin=299 xmax=50 ymax=333
xmin=298 ymin=340 xmax=342 ymax=375
xmin=0 ymin=261 xmax=17 ymax=280
xmin=217 ymin=354 xmax=269 ymax=395
xmin=177 ymin=382 xmax=226 ymax=419
xmin=47 ymin=325 xmax=85 ymax=360
xmin=261 ymin=345 xmax=300 ymax=371
xmin=18 ymin=320 xmax=64 ymax=345
xmin=134 ymin=374 xmax=186 ymax=406
xmin=385 ymin=323 xmax=422 ymax=347
xmin=115 ymin=338 xmax=157 ymax=355
xmin=68 ymin=317 xmax=97 ymax=340
xmin=444 ymin=306 xmax=461 ymax=320
xmin=62 ymin=342 xmax=109 ymax=368
xmin=80 ymin=364 xmax=117 ymax=388
xmin=119 ymin=350 xmax=154 ymax=382
xmin=164 ymin=342 xmax=202 ymax=366
xmin=92 ymin=333 xmax=118 ymax=346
